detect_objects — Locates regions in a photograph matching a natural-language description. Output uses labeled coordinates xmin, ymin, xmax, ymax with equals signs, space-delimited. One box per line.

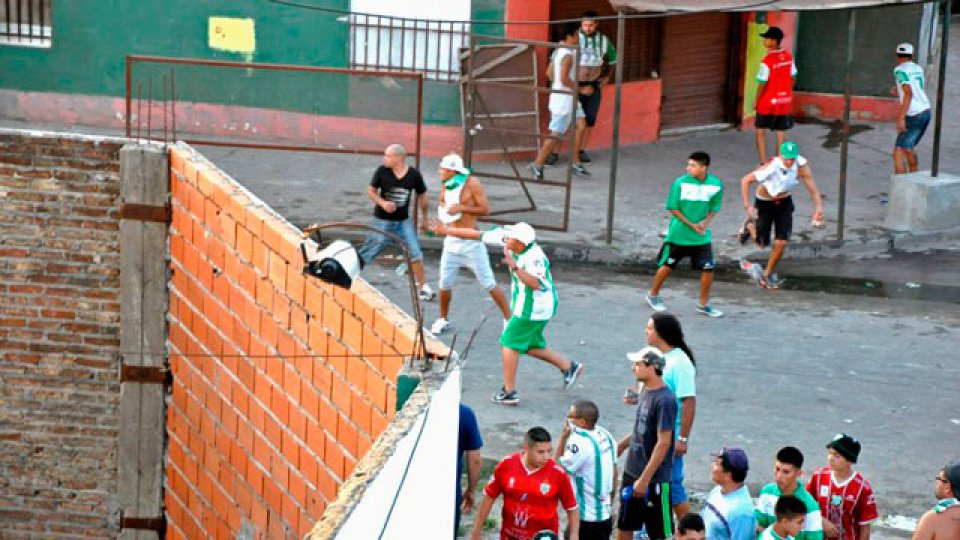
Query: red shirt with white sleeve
xmin=484 ymin=453 xmax=578 ymax=540
xmin=806 ymin=467 xmax=879 ymax=540
xmin=756 ymin=49 xmax=797 ymax=115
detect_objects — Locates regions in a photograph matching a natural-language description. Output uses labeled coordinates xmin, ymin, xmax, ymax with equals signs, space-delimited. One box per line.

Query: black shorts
xmin=617 ymin=475 xmax=673 ymax=539
xmin=565 ymin=518 xmax=613 ymax=540
xmin=578 ymin=81 xmax=602 ymax=127
xmin=656 ymin=242 xmax=715 ymax=271
xmin=755 ymin=113 xmax=794 ymax=131
xmin=755 ymin=196 xmax=794 ymax=246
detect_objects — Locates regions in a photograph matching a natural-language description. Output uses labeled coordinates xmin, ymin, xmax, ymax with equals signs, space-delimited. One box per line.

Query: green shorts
xmin=499 ymin=317 xmax=549 ymax=353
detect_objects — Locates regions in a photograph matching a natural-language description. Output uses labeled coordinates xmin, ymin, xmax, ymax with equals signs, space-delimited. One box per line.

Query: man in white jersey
xmin=530 ymin=22 xmax=589 ymax=180
xmin=891 ymin=43 xmax=931 ymax=174
xmin=430 ymin=220 xmax=583 ymax=405
xmin=430 ymin=153 xmax=511 ymax=335
xmin=556 ymin=400 xmax=618 ymax=540
xmin=740 ymin=141 xmax=823 ymax=290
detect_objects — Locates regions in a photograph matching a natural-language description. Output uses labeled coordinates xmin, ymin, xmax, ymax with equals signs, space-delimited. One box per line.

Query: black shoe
xmin=545 ymin=152 xmax=559 ymax=166
xmin=562 ymin=362 xmax=584 ymax=389
xmin=579 ymin=150 xmax=592 ymax=163
xmin=491 ymin=388 xmax=519 ymax=406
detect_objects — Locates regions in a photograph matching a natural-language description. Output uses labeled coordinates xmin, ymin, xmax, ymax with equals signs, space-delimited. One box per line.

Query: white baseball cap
xmin=626 ymin=346 xmax=665 ymax=368
xmin=438 ymin=153 xmax=470 ymax=175
xmin=896 ymin=42 xmax=914 ymax=55
xmin=504 ymin=222 xmax=536 ymax=245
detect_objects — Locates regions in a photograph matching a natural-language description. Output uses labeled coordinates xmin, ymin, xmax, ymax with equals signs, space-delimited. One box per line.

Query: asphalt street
xmin=361 ymin=252 xmax=960 ymax=538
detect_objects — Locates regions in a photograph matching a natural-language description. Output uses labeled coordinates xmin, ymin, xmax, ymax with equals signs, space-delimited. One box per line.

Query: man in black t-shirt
xmin=617 ymin=346 xmax=677 ymax=540
xmin=357 ymin=143 xmax=434 ymax=300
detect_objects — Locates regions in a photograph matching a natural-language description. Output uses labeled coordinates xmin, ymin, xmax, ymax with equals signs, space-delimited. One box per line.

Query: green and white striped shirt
xmin=579 ymin=30 xmax=617 ymax=68
xmin=755 ymin=482 xmax=824 ymax=540
xmin=559 ymin=425 xmax=617 ymax=522
xmin=481 ymin=227 xmax=558 ymax=321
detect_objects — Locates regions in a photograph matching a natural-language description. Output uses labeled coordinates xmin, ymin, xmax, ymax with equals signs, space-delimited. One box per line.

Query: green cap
xmin=780 ymin=141 xmax=799 ymax=159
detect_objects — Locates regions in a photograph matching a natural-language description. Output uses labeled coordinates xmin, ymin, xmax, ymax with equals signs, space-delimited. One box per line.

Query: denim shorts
xmin=670 ymin=454 xmax=688 ymax=505
xmin=356 ymin=217 xmax=423 ymax=265
xmin=895 ymin=109 xmax=931 ymax=149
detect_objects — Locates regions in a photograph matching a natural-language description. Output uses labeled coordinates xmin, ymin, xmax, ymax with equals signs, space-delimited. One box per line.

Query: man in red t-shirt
xmin=753 ymin=26 xmax=798 ymax=164
xmin=806 ymin=434 xmax=879 ymax=540
xmin=472 ymin=426 xmax=581 ymax=540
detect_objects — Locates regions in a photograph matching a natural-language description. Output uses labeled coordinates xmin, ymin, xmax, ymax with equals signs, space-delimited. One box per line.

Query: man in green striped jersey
xmin=756 ymin=447 xmax=824 ymax=540
xmin=556 ymin=400 xmax=618 ymax=540
xmin=759 ymin=496 xmax=807 ymax=540
xmin=430 ymin=221 xmax=584 ymax=406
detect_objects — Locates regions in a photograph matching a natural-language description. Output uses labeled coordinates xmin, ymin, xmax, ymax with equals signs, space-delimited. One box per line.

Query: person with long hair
xmin=647 ymin=313 xmax=697 ymax=519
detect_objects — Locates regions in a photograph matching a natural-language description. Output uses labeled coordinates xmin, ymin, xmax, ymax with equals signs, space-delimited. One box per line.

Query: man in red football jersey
xmin=471 ymin=426 xmax=581 ymax=540
xmin=753 ymin=26 xmax=797 ymax=164
xmin=806 ymin=434 xmax=879 ymax=540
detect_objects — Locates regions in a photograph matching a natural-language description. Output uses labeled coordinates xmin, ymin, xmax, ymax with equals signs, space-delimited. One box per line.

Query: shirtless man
xmin=430 ymin=152 xmax=510 ymax=335
xmin=912 ymin=461 xmax=960 ymax=540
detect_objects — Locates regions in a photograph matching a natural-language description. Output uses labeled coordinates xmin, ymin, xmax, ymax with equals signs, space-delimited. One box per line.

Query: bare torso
xmin=914 ymin=507 xmax=960 ymax=540
xmin=439 ymin=176 xmax=481 ymax=230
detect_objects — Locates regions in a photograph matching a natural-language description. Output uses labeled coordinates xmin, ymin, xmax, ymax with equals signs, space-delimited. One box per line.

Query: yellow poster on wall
xmin=208 ymin=17 xmax=256 ymax=54
xmin=743 ymin=22 xmax=769 ymax=119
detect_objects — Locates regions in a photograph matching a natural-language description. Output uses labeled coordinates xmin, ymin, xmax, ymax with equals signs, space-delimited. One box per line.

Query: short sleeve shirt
xmin=704 ymin=485 xmax=757 ymax=540
xmin=624 ymin=386 xmax=677 ymax=481
xmin=578 ymin=30 xmax=618 ymax=68
xmin=456 ymin=404 xmax=483 ymax=504
xmin=756 ymin=49 xmax=797 ymax=115
xmin=755 ymin=482 xmax=825 ymax=540
xmin=893 ymin=61 xmax=931 ymax=116
xmin=481 ymin=227 xmax=557 ymax=321
xmin=559 ymin=425 xmax=617 ymax=522
xmin=484 ymin=453 xmax=578 ymax=540
xmin=806 ymin=469 xmax=878 ymax=540
xmin=662 ymin=349 xmax=696 ymax=434
xmin=754 ymin=155 xmax=807 ymax=198
xmin=370 ymin=165 xmax=427 ymax=221
xmin=664 ymin=173 xmax=724 ymax=246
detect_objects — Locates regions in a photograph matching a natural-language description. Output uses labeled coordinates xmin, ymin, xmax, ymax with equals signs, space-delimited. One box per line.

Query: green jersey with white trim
xmin=759 ymin=525 xmax=794 ymax=540
xmin=893 ymin=61 xmax=930 ymax=116
xmin=664 ymin=173 xmax=723 ymax=246
xmin=481 ymin=227 xmax=558 ymax=321
xmin=559 ymin=425 xmax=617 ymax=522
xmin=755 ymin=482 xmax=824 ymax=540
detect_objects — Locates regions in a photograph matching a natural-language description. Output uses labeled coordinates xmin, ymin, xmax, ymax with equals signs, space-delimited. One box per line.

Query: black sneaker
xmin=579 ymin=150 xmax=592 ymax=163
xmin=562 ymin=362 xmax=584 ymax=389
xmin=491 ymin=388 xmax=519 ymax=406
xmin=545 ymin=152 xmax=559 ymax=166
xmin=571 ymin=163 xmax=590 ymax=176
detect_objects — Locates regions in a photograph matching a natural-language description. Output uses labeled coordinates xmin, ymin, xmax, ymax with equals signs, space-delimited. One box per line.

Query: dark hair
xmin=774 ymin=495 xmax=807 ymax=521
xmin=776 ymin=446 xmax=804 ymax=469
xmin=678 ymin=513 xmax=705 ymax=534
xmin=651 ymin=312 xmax=696 ymax=367
xmin=572 ymin=400 xmax=599 ymax=428
xmin=525 ymin=426 xmax=551 ymax=446
xmin=721 ymin=456 xmax=748 ymax=483
xmin=557 ymin=22 xmax=580 ymax=41
xmin=896 ymin=53 xmax=913 ymax=59
xmin=688 ymin=151 xmax=710 ymax=167
xmin=582 ymin=10 xmax=599 ymax=19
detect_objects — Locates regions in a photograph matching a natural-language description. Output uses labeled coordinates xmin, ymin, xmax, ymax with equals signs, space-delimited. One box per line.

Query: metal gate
xmin=460 ymin=35 xmax=577 ymax=232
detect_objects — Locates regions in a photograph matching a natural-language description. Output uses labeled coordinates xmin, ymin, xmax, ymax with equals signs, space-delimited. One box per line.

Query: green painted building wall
xmin=0 ymin=0 xmax=507 ymax=126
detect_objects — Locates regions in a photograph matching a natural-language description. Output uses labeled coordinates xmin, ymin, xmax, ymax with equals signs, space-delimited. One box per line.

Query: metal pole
xmin=931 ymin=0 xmax=951 ymax=177
xmin=837 ymin=9 xmax=856 ymax=241
xmin=605 ymin=12 xmax=626 ymax=244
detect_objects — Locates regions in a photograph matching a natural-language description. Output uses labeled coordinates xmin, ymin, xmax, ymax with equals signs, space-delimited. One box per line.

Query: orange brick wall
xmin=164 ymin=144 xmax=433 ymax=539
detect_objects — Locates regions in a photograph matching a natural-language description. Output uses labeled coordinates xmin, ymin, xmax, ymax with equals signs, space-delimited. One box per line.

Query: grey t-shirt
xmin=624 ymin=385 xmax=677 ymax=482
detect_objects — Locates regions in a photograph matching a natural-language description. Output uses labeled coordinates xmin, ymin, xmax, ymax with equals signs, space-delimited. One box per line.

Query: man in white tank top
xmin=430 ymin=153 xmax=511 ymax=335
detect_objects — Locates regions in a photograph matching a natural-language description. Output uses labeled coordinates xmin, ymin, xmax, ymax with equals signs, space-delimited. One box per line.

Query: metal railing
xmin=348 ymin=13 xmax=469 ymax=83
xmin=0 ymin=0 xmax=51 ymax=47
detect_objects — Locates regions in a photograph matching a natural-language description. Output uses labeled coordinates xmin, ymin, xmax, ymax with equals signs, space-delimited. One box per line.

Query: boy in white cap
xmin=431 ymin=153 xmax=511 ymax=335
xmin=430 ymin=220 xmax=584 ymax=405
xmin=891 ymin=42 xmax=931 ymax=174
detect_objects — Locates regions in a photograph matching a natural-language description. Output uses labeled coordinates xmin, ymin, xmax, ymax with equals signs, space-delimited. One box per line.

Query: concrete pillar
xmin=883 ymin=171 xmax=960 ymax=232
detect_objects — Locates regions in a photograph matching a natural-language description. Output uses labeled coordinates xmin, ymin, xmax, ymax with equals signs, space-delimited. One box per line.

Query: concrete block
xmin=883 ymin=171 xmax=960 ymax=232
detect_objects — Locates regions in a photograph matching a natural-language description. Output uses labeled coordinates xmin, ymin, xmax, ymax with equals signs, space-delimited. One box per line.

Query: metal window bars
xmin=0 ymin=0 xmax=52 ymax=47
xmin=348 ymin=13 xmax=469 ymax=83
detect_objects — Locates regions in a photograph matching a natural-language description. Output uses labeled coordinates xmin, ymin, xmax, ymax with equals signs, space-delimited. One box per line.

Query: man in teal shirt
xmin=755 ymin=447 xmax=824 ymax=540
xmin=645 ymin=151 xmax=724 ymax=318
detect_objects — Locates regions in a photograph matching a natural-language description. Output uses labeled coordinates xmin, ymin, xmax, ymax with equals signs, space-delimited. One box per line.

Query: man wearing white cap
xmin=431 ymin=220 xmax=584 ymax=405
xmin=891 ymin=42 xmax=931 ymax=174
xmin=431 ymin=153 xmax=511 ymax=335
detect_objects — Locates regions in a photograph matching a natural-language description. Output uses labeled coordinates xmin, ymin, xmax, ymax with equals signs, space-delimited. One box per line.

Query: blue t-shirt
xmin=703 ymin=484 xmax=757 ymax=540
xmin=457 ymin=404 xmax=483 ymax=504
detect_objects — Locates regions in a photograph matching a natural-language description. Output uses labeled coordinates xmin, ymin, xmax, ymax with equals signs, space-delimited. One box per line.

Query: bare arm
xmin=898 ymin=84 xmax=913 ymax=131
xmin=675 ymin=397 xmax=696 ymax=457
xmin=560 ymin=54 xmax=576 ymax=93
xmin=430 ymin=222 xmax=482 ymax=240
xmin=506 ymin=261 xmax=544 ymax=290
xmin=798 ymin=164 xmax=824 ymax=221
xmin=367 ymin=186 xmax=395 ymax=213
xmin=741 ymin=172 xmax=758 ymax=218
xmin=617 ymin=434 xmax=631 ymax=457
xmin=754 ymin=81 xmax=766 ymax=111
xmin=417 ymin=191 xmax=429 ymax=230
xmin=566 ymin=508 xmax=581 ymax=540
xmin=910 ymin=512 xmax=933 ymax=540
xmin=470 ymin=493 xmax=496 ymax=540
xmin=859 ymin=524 xmax=871 ymax=540
xmin=633 ymin=429 xmax=672 ymax=497
xmin=462 ymin=449 xmax=483 ymax=513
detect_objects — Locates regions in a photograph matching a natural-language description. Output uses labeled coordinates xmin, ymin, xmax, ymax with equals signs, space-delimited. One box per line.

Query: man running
xmin=912 ymin=461 xmax=960 ymax=540
xmin=471 ymin=426 xmax=581 ymax=540
xmin=753 ymin=26 xmax=797 ymax=164
xmin=645 ymin=151 xmax=724 ymax=317
xmin=430 ymin=152 xmax=510 ymax=335
xmin=740 ymin=141 xmax=824 ymax=289
xmin=891 ymin=42 xmax=931 ymax=174
xmin=556 ymin=400 xmax=618 ymax=540
xmin=431 ymin=220 xmax=583 ymax=405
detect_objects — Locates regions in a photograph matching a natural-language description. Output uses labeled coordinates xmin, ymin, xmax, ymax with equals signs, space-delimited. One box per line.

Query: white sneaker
xmin=430 ymin=318 xmax=450 ymax=334
xmin=418 ymin=284 xmax=436 ymax=301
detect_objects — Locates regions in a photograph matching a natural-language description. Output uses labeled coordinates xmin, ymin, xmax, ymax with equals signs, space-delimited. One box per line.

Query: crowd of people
xmin=337 ymin=11 xmax=942 ymax=540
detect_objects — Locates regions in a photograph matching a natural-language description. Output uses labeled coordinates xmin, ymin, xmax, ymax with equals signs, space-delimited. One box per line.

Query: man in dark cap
xmin=753 ymin=26 xmax=797 ymax=164
xmin=702 ymin=447 xmax=756 ymax=540
xmin=806 ymin=434 xmax=878 ymax=540
xmin=911 ymin=461 xmax=960 ymax=540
